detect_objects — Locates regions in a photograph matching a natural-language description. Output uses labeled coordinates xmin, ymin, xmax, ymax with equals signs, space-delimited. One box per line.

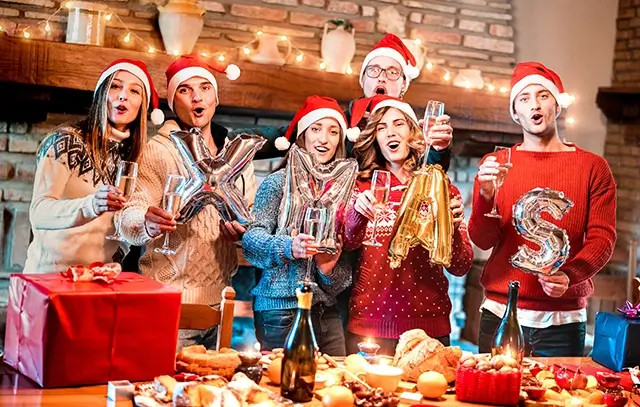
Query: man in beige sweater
xmin=120 ymin=55 xmax=256 ymax=349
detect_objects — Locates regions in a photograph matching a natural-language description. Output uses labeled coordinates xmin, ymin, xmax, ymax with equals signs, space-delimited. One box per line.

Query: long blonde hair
xmin=353 ymin=106 xmax=424 ymax=181
xmin=273 ymin=125 xmax=347 ymax=172
xmin=80 ymin=72 xmax=147 ymax=182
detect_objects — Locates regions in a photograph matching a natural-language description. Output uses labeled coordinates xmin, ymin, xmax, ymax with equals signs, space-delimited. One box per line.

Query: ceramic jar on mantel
xmin=321 ymin=23 xmax=356 ymax=74
xmin=158 ymin=0 xmax=205 ymax=55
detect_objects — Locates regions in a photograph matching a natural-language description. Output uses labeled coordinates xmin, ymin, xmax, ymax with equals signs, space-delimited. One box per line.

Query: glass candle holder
xmin=357 ymin=341 xmax=381 ymax=363
xmin=235 ymin=352 xmax=263 ymax=384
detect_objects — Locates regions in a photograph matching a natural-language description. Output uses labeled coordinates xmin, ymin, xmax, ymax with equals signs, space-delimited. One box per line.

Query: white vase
xmin=402 ymin=38 xmax=426 ymax=71
xmin=158 ymin=0 xmax=204 ymax=55
xmin=248 ymin=34 xmax=291 ymax=66
xmin=321 ymin=24 xmax=356 ymax=74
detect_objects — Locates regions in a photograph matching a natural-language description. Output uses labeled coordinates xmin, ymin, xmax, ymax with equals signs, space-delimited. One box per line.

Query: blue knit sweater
xmin=242 ymin=169 xmax=351 ymax=312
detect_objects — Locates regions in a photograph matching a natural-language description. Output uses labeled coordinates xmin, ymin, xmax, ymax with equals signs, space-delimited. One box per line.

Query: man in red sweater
xmin=468 ymin=62 xmax=617 ymax=357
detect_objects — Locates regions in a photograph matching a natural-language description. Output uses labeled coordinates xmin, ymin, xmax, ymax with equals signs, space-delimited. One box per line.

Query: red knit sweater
xmin=468 ymin=145 xmax=617 ymax=312
xmin=344 ymin=173 xmax=474 ymax=339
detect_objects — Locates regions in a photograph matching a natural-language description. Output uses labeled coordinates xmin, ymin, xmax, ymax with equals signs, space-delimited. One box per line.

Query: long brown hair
xmin=353 ymin=106 xmax=423 ymax=181
xmin=273 ymin=124 xmax=347 ymax=173
xmin=78 ymin=72 xmax=147 ymax=182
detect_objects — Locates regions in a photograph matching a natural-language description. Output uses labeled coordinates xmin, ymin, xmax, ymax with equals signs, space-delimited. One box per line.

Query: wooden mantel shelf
xmin=0 ymin=34 xmax=520 ymax=134
xmin=596 ymin=86 xmax=640 ymax=123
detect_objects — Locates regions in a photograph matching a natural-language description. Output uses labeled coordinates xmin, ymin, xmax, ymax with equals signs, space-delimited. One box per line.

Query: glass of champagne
xmin=422 ymin=100 xmax=445 ymax=163
xmin=154 ymin=174 xmax=186 ymax=256
xmin=363 ymin=170 xmax=391 ymax=247
xmin=485 ymin=146 xmax=512 ymax=218
xmin=301 ymin=207 xmax=327 ymax=284
xmin=106 ymin=161 xmax=138 ymax=241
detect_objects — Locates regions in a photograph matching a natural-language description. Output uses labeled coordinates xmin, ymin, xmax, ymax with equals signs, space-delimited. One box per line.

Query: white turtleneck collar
xmin=108 ymin=126 xmax=131 ymax=143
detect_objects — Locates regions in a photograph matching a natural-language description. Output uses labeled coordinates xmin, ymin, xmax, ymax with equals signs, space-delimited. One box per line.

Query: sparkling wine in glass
xmin=154 ymin=174 xmax=186 ymax=256
xmin=301 ymin=207 xmax=326 ymax=284
xmin=106 ymin=161 xmax=138 ymax=241
xmin=422 ymin=100 xmax=445 ymax=164
xmin=485 ymin=146 xmax=512 ymax=219
xmin=363 ymin=170 xmax=391 ymax=247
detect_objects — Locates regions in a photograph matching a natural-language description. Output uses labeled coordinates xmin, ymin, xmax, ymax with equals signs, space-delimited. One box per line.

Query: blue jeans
xmin=254 ymin=304 xmax=346 ymax=356
xmin=478 ymin=309 xmax=586 ymax=357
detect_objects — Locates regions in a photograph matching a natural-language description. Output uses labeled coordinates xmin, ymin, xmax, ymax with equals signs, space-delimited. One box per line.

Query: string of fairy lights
xmin=2 ymin=2 xmax=577 ymax=125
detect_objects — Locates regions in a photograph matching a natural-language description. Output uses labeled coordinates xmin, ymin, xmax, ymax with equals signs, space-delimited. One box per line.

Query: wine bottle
xmin=281 ymin=281 xmax=319 ymax=402
xmin=491 ymin=280 xmax=525 ymax=362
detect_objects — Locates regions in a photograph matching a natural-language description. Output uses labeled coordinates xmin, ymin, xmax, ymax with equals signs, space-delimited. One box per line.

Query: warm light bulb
xmin=242 ymin=47 xmax=251 ymax=55
xmin=413 ymin=38 xmax=422 ymax=45
xmin=65 ymin=1 xmax=72 ymax=8
xmin=44 ymin=22 xmax=51 ymax=32
xmin=319 ymin=62 xmax=327 ymax=70
xmin=148 ymin=46 xmax=155 ymax=53
xmin=0 ymin=25 xmax=4 ymax=32
xmin=23 ymin=30 xmax=31 ymax=39
xmin=256 ymin=30 xmax=263 ymax=36
xmin=566 ymin=117 xmax=576 ymax=125
xmin=105 ymin=13 xmax=112 ymax=21
xmin=201 ymin=52 xmax=208 ymax=57
xmin=280 ymin=35 xmax=287 ymax=41
xmin=443 ymin=72 xmax=451 ymax=81
xmin=487 ymin=84 xmax=496 ymax=92
xmin=218 ymin=54 xmax=225 ymax=62
xmin=123 ymin=32 xmax=131 ymax=43
xmin=346 ymin=66 xmax=353 ymax=75
xmin=172 ymin=49 xmax=179 ymax=56
xmin=295 ymin=54 xmax=303 ymax=63
xmin=499 ymin=87 xmax=508 ymax=94
xmin=426 ymin=61 xmax=433 ymax=71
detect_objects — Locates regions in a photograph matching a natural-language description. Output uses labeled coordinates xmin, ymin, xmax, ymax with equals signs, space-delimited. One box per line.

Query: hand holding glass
xmin=485 ymin=146 xmax=511 ymax=218
xmin=301 ymin=207 xmax=327 ymax=283
xmin=154 ymin=174 xmax=186 ymax=255
xmin=106 ymin=161 xmax=138 ymax=241
xmin=363 ymin=170 xmax=391 ymax=247
xmin=422 ymin=100 xmax=445 ymax=162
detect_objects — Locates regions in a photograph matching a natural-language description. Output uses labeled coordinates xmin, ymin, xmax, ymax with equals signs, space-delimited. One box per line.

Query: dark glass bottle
xmin=491 ymin=281 xmax=525 ymax=362
xmin=280 ymin=281 xmax=319 ymax=402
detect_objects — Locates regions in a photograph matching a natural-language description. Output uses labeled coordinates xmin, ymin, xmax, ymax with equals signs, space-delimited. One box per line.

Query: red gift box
xmin=455 ymin=367 xmax=522 ymax=406
xmin=3 ymin=272 xmax=181 ymax=388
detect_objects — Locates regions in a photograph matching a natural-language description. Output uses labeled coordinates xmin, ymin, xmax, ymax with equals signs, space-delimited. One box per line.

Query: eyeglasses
xmin=364 ymin=65 xmax=403 ymax=81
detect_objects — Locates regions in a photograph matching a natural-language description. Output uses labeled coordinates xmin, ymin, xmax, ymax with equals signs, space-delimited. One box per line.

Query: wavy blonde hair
xmin=353 ymin=106 xmax=424 ymax=181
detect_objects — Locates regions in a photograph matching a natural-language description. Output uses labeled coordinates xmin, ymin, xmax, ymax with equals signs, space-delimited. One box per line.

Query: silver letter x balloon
xmin=168 ymin=128 xmax=266 ymax=225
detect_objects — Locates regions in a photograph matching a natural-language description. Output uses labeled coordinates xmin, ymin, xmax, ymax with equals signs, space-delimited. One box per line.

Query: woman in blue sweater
xmin=242 ymin=96 xmax=351 ymax=356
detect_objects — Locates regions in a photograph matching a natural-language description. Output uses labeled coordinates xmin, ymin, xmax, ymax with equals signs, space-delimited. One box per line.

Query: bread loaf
xmin=393 ymin=329 xmax=462 ymax=383
xmin=175 ymin=346 xmax=241 ymax=379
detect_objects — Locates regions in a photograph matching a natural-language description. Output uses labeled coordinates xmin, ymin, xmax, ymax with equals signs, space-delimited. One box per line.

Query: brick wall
xmin=603 ymin=0 xmax=640 ymax=274
xmin=0 ymin=0 xmax=514 ymax=87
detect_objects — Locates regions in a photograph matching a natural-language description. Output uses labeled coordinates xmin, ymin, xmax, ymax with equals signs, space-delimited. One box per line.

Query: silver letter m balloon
xmin=168 ymin=128 xmax=265 ymax=225
xmin=510 ymin=187 xmax=574 ymax=275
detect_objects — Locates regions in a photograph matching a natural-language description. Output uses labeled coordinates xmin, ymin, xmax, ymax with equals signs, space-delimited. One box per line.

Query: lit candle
xmin=236 ymin=342 xmax=263 ymax=384
xmin=357 ymin=338 xmax=380 ymax=363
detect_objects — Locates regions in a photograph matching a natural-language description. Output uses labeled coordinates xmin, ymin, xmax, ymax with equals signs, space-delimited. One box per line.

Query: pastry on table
xmin=393 ymin=329 xmax=462 ymax=383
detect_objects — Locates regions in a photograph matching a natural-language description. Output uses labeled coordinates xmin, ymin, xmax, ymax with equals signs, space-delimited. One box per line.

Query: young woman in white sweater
xmin=24 ymin=59 xmax=164 ymax=274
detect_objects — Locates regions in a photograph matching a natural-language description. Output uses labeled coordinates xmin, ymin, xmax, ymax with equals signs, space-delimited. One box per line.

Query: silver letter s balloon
xmin=510 ymin=187 xmax=574 ymax=275
xmin=168 ymin=128 xmax=265 ymax=224
xmin=277 ymin=144 xmax=358 ymax=255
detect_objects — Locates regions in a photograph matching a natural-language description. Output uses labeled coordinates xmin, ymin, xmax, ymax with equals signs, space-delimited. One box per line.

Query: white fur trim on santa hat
xmin=372 ymin=99 xmax=419 ymax=125
xmin=167 ymin=66 xmax=218 ymax=110
xmin=296 ymin=108 xmax=348 ymax=137
xmin=359 ymin=47 xmax=419 ymax=89
xmin=509 ymin=74 xmax=561 ymax=122
xmin=275 ymin=136 xmax=291 ymax=151
xmin=346 ymin=127 xmax=361 ymax=142
xmin=95 ymin=62 xmax=151 ymax=104
xmin=225 ymin=64 xmax=240 ymax=81
xmin=150 ymin=108 xmax=165 ymax=125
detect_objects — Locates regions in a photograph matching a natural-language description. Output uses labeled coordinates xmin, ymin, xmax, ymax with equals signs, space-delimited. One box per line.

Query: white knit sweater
xmin=119 ymin=121 xmax=257 ymax=306
xmin=24 ymin=125 xmax=129 ymax=274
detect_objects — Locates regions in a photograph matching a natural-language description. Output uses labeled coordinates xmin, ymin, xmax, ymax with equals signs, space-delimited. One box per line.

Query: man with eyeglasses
xmin=231 ymin=33 xmax=453 ymax=168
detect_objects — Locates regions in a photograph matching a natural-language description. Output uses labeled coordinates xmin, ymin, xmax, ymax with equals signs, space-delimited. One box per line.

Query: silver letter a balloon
xmin=277 ymin=144 xmax=358 ymax=255
xmin=510 ymin=187 xmax=574 ymax=275
xmin=168 ymin=128 xmax=265 ymax=225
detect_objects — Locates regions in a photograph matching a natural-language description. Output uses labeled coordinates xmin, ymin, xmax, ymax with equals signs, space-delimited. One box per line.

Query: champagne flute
xmin=422 ymin=100 xmax=445 ymax=164
xmin=154 ymin=174 xmax=186 ymax=255
xmin=106 ymin=161 xmax=138 ymax=241
xmin=301 ymin=207 xmax=327 ymax=283
xmin=485 ymin=146 xmax=512 ymax=218
xmin=363 ymin=170 xmax=390 ymax=247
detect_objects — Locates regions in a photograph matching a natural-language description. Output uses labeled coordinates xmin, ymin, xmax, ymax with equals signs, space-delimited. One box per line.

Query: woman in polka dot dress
xmin=343 ymin=95 xmax=474 ymax=355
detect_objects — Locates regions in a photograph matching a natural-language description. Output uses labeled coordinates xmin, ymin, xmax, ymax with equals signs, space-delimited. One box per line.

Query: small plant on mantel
xmin=328 ymin=19 xmax=354 ymax=33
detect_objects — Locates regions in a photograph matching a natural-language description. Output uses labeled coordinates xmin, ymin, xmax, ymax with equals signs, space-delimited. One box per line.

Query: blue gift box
xmin=592 ymin=311 xmax=640 ymax=372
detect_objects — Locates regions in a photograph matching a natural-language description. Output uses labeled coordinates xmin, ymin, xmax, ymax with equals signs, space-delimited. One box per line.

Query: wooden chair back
xmin=179 ymin=286 xmax=236 ymax=350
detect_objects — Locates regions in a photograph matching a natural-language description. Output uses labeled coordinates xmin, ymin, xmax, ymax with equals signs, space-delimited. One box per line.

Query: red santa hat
xmin=509 ymin=61 xmax=573 ymax=122
xmin=275 ymin=96 xmax=349 ymax=151
xmin=165 ymin=54 xmax=240 ymax=111
xmin=346 ymin=95 xmax=419 ymax=142
xmin=359 ymin=34 xmax=420 ymax=92
xmin=95 ymin=59 xmax=165 ymax=125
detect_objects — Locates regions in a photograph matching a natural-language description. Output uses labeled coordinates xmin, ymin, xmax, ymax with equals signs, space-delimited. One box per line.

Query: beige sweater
xmin=119 ymin=121 xmax=257 ymax=305
xmin=24 ymin=125 xmax=128 ymax=273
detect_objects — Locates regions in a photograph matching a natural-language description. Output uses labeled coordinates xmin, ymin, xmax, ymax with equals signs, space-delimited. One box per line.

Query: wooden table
xmin=0 ymin=358 xmax=610 ymax=407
